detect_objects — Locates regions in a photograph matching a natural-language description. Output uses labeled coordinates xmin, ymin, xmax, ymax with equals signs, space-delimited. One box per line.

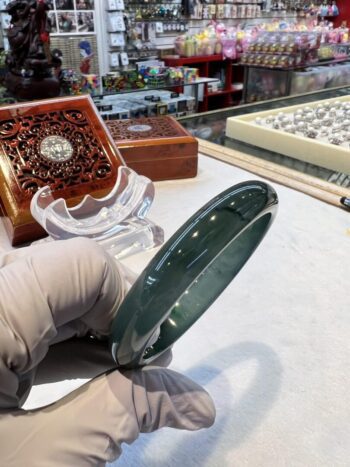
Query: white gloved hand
xmin=107 ymin=364 xmax=216 ymax=459
xmin=0 ymin=363 xmax=215 ymax=466
xmin=0 ymin=237 xmax=215 ymax=466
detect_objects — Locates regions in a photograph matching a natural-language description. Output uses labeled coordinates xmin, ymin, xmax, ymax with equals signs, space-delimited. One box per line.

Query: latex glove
xmin=0 ymin=237 xmax=215 ymax=465
xmin=108 ymin=365 xmax=216 ymax=459
xmin=0 ymin=364 xmax=215 ymax=466
xmin=0 ymin=237 xmax=125 ymax=409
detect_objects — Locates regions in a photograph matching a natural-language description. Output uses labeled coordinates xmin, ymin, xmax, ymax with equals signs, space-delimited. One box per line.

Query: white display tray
xmin=226 ymin=95 xmax=350 ymax=175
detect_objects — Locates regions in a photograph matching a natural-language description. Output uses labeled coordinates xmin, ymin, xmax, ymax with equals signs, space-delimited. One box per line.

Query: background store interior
xmin=0 ymin=0 xmax=350 ymax=120
xmin=1 ymin=6 xmax=350 ymax=467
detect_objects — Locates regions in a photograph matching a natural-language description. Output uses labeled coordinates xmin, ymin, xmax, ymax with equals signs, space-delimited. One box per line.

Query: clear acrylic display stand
xmin=30 ymin=166 xmax=164 ymax=259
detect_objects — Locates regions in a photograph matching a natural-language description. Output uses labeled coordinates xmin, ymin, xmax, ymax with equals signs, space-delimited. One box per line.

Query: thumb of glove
xmin=123 ymin=366 xmax=216 ymax=433
xmin=0 ymin=366 xmax=215 ymax=466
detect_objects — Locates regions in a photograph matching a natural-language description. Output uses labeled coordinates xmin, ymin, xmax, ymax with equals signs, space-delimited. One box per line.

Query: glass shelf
xmin=91 ymin=77 xmax=218 ymax=99
xmin=239 ymin=58 xmax=350 ymax=72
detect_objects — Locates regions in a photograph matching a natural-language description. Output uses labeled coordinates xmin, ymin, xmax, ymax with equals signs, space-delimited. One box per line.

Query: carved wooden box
xmin=0 ymin=95 xmax=124 ymax=245
xmin=106 ymin=116 xmax=198 ymax=181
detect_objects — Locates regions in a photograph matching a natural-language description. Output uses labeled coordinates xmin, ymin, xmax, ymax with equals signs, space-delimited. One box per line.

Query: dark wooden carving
xmin=0 ymin=95 xmax=124 ymax=245
xmin=5 ymin=0 xmax=61 ymax=99
xmin=106 ymin=116 xmax=198 ymax=182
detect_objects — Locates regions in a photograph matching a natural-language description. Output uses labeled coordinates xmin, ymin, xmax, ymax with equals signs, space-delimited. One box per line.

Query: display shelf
xmin=164 ymin=54 xmax=224 ymax=64
xmin=128 ymin=16 xmax=185 ymax=21
xmin=187 ymin=14 xmax=300 ymax=20
xmin=163 ymin=55 xmax=244 ymax=111
xmin=131 ymin=19 xmax=185 ymax=22
xmin=241 ymin=59 xmax=350 ymax=103
xmin=89 ymin=77 xmax=218 ymax=116
xmin=240 ymin=57 xmax=350 ymax=72
xmin=127 ymin=0 xmax=182 ymax=3
xmin=93 ymin=77 xmax=217 ymax=97
xmin=207 ymin=89 xmax=233 ymax=96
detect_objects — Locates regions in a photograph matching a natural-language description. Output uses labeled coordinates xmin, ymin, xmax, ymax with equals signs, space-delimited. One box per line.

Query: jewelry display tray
xmin=226 ymin=95 xmax=350 ymax=175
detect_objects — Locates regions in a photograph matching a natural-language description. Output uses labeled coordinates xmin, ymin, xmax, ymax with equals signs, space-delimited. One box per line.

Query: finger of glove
xmin=21 ymin=237 xmax=124 ymax=333
xmin=124 ymin=367 xmax=216 ymax=433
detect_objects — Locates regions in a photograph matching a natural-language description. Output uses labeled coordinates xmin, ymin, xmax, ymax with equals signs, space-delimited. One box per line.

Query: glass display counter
xmin=241 ymin=60 xmax=350 ymax=103
xmin=91 ymin=78 xmax=218 ymax=120
xmin=93 ymin=77 xmax=218 ymax=100
xmin=178 ymin=85 xmax=350 ymax=208
xmin=0 ymin=78 xmax=218 ymax=116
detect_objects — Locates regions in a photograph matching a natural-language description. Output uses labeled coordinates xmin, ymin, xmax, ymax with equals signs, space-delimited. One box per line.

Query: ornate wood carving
xmin=5 ymin=0 xmax=61 ymax=99
xmin=0 ymin=95 xmax=123 ymax=245
xmin=106 ymin=116 xmax=185 ymax=141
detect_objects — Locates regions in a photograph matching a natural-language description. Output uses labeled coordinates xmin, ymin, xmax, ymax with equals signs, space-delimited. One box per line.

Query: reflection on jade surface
xmin=110 ymin=180 xmax=278 ymax=369
xmin=179 ymin=86 xmax=350 ymax=188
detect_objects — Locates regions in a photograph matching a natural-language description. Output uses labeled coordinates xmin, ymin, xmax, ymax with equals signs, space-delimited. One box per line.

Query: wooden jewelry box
xmin=106 ymin=116 xmax=198 ymax=181
xmin=0 ymin=95 xmax=124 ymax=245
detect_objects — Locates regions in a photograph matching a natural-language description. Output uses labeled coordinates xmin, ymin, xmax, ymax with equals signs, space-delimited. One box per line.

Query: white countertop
xmin=2 ymin=154 xmax=349 ymax=467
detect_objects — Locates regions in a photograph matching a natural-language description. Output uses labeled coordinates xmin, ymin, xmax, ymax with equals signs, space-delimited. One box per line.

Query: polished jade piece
xmin=110 ymin=180 xmax=278 ymax=368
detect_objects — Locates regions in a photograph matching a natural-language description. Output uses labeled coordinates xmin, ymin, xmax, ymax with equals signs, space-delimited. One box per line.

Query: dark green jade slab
xmin=110 ymin=180 xmax=278 ymax=368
